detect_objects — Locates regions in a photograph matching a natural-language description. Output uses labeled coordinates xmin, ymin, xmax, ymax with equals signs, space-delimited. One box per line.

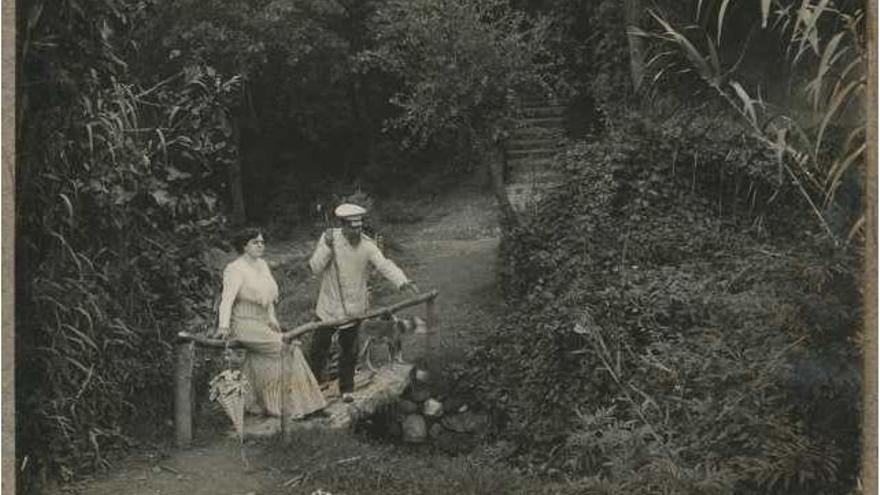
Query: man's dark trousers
xmin=309 ymin=322 xmax=360 ymax=394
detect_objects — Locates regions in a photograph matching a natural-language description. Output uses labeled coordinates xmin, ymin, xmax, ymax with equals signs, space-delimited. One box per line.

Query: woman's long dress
xmin=219 ymin=257 xmax=327 ymax=418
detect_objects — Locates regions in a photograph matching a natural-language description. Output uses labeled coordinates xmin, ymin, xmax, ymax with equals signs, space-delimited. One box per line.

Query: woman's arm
xmin=217 ymin=263 xmax=244 ymax=336
xmin=267 ymin=301 xmax=281 ymax=332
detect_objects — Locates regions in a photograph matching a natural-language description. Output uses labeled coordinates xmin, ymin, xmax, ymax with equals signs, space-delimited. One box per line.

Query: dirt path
xmin=58 ymin=181 xmax=510 ymax=495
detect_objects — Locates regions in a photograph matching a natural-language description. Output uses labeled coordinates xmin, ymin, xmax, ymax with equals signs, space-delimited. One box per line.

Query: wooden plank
xmin=232 ymin=364 xmax=414 ymax=440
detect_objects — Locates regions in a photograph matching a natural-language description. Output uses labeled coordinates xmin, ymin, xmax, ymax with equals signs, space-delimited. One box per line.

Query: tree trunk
xmin=483 ymin=135 xmax=519 ymax=228
xmin=624 ymin=0 xmax=646 ymax=93
xmin=229 ymin=118 xmax=247 ymax=225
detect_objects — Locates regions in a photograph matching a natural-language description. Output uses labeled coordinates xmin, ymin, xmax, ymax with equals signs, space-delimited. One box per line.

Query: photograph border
xmin=0 ymin=1 xmax=876 ymax=493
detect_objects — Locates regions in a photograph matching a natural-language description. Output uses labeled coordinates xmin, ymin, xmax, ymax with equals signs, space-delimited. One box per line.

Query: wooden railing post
xmin=280 ymin=340 xmax=291 ymax=440
xmin=425 ymin=294 xmax=438 ymax=332
xmin=175 ymin=341 xmax=194 ymax=448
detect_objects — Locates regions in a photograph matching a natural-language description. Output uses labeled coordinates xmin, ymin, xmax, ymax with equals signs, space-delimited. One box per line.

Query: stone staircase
xmin=504 ymin=97 xmax=567 ymax=213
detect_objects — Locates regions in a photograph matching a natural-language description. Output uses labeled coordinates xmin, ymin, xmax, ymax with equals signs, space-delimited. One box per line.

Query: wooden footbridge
xmin=173 ymin=290 xmax=439 ymax=447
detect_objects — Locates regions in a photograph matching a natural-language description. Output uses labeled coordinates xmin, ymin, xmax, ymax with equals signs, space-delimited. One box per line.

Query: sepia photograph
xmin=4 ymin=0 xmax=877 ymax=494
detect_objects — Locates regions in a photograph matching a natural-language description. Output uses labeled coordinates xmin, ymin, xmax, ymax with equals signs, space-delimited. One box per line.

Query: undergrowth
xmin=258 ymin=430 xmax=542 ymax=495
xmin=465 ymin=107 xmax=862 ymax=494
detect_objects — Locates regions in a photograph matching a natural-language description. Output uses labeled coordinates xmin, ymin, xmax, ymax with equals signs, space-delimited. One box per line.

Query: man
xmin=308 ymin=203 xmax=419 ymax=402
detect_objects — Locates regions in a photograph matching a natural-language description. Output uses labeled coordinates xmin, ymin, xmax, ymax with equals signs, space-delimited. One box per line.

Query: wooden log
xmin=425 ymin=295 xmax=438 ymax=332
xmin=174 ymin=341 xmax=195 ymax=448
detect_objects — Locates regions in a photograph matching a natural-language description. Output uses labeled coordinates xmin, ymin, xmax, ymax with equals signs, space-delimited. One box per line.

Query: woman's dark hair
xmin=232 ymin=227 xmax=265 ymax=254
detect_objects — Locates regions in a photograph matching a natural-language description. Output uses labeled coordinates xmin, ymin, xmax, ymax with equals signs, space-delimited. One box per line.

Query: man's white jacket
xmin=308 ymin=228 xmax=409 ymax=324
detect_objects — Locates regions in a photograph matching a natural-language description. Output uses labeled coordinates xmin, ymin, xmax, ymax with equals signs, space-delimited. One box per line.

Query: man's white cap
xmin=335 ymin=203 xmax=367 ymax=223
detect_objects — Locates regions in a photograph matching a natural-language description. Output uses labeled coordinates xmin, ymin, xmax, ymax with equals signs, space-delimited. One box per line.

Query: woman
xmin=216 ymin=227 xmax=327 ymax=419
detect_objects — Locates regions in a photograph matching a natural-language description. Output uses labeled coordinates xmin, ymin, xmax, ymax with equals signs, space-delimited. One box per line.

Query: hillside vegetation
xmin=466 ymin=108 xmax=862 ymax=494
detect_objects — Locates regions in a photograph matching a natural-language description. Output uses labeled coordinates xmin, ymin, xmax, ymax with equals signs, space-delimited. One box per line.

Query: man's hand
xmin=214 ymin=326 xmax=230 ymax=339
xmin=401 ymin=281 xmax=420 ymax=296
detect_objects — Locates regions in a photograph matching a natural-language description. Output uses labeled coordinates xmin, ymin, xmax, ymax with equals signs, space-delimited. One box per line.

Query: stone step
xmin=519 ymin=105 xmax=567 ymax=118
xmin=506 ymin=137 xmax=563 ymax=151
xmin=508 ymin=147 xmax=560 ymax=160
xmin=508 ymin=156 xmax=556 ymax=168
xmin=506 ymin=182 xmax=561 ymax=212
xmin=509 ymin=127 xmax=564 ymax=140
xmin=520 ymin=96 xmax=566 ymax=107
xmin=519 ymin=116 xmax=565 ymax=128
xmin=509 ymin=169 xmax=565 ymax=184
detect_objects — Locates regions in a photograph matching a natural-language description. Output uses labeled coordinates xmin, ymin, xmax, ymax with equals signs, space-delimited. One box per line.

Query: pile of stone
xmin=389 ymin=377 xmax=490 ymax=455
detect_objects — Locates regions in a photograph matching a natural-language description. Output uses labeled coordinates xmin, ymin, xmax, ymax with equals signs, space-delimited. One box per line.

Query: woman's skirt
xmin=231 ymin=301 xmax=327 ymax=419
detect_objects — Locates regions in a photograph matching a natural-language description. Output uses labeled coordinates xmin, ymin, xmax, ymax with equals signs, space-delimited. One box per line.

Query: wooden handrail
xmin=281 ymin=290 xmax=438 ymax=341
xmin=176 ymin=290 xmax=439 ymax=347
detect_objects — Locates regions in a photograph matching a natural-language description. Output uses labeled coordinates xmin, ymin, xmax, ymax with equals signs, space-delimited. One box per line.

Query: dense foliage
xmin=640 ymin=0 xmax=867 ymax=241
xmin=149 ymin=0 xmax=554 ymax=227
xmin=466 ymin=106 xmax=862 ymax=493
xmin=16 ymin=0 xmax=555 ymax=488
xmin=16 ymin=0 xmax=236 ymax=488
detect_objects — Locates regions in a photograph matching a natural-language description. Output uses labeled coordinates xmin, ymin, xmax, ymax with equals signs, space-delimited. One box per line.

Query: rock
xmin=414 ymin=369 xmax=430 ymax=383
xmin=423 ymin=399 xmax=444 ymax=418
xmin=431 ymin=428 xmax=478 ymax=455
xmin=401 ymin=414 xmax=427 ymax=443
xmin=441 ymin=411 xmax=489 ymax=435
xmin=429 ymin=423 xmax=446 ymax=439
xmin=442 ymin=395 xmax=465 ymax=412
xmin=407 ymin=386 xmax=431 ymax=403
xmin=398 ymin=399 xmax=418 ymax=414
xmin=388 ymin=420 xmax=402 ymax=438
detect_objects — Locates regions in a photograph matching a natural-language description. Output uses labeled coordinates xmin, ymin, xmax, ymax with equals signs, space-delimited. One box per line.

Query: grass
xmin=257 ymin=429 xmax=548 ymax=495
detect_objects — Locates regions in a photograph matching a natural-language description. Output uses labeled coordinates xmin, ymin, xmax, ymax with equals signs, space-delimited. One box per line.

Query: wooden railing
xmin=173 ymin=290 xmax=439 ymax=447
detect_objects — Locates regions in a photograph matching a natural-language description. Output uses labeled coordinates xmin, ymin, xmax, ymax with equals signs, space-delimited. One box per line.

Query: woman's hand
xmin=215 ymin=327 xmax=230 ymax=339
xmin=268 ymin=319 xmax=282 ymax=333
xmin=400 ymin=281 xmax=420 ymax=296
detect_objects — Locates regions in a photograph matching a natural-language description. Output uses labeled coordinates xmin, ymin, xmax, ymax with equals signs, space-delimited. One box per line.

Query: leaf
xmin=717 ymin=0 xmax=732 ymax=46
xmin=824 ymin=142 xmax=865 ymax=204
xmin=59 ymin=194 xmax=75 ymax=226
xmin=151 ymin=189 xmax=175 ymax=207
xmin=166 ymin=166 xmax=192 ymax=181
xmin=761 ymin=0 xmax=772 ymax=28
xmin=810 ymin=31 xmax=845 ymax=109
xmin=649 ymin=10 xmax=714 ymax=81
xmin=729 ymin=81 xmax=758 ymax=126
xmin=814 ymin=78 xmax=865 ymax=159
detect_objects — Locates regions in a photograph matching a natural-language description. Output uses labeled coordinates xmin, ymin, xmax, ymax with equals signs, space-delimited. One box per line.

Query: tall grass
xmin=634 ymin=0 xmax=866 ymax=243
xmin=16 ymin=1 xmax=241 ymax=488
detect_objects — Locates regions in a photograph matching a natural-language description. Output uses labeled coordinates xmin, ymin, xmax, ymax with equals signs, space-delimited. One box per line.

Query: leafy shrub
xmin=16 ymin=1 xmax=238 ymax=488
xmin=466 ymin=109 xmax=861 ymax=494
